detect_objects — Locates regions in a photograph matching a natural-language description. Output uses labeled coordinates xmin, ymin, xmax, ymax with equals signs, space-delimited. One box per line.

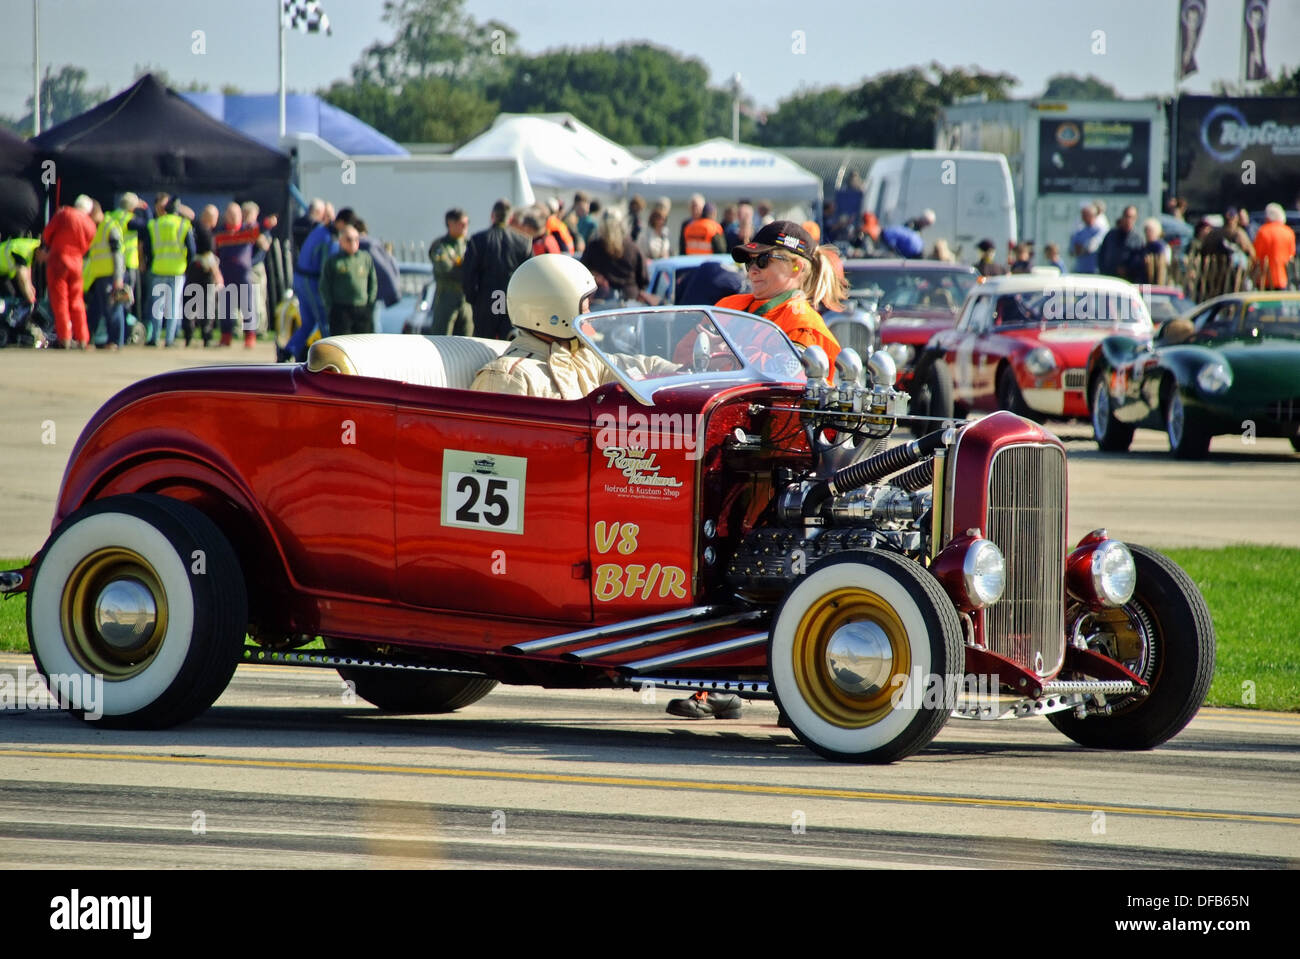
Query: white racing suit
xmin=470 ymin=329 xmax=678 ymax=399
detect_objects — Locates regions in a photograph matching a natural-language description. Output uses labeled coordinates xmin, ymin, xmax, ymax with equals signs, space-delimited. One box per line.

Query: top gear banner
xmin=1174 ymin=95 xmax=1300 ymax=212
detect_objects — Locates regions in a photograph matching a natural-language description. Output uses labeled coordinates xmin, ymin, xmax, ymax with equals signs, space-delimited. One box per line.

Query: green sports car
xmin=1085 ymin=291 xmax=1300 ymax=459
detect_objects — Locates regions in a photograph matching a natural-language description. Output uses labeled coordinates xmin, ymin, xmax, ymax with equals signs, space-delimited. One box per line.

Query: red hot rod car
xmin=1 ymin=307 xmax=1214 ymax=763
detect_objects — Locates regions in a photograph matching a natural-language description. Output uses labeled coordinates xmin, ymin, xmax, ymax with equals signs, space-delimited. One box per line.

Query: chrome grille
xmin=828 ymin=321 xmax=875 ymax=357
xmin=1062 ymin=368 xmax=1087 ymax=391
xmin=984 ymin=445 xmax=1066 ymax=676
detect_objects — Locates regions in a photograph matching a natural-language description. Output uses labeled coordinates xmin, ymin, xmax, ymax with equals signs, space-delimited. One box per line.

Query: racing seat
xmin=307 ymin=334 xmax=509 ymax=390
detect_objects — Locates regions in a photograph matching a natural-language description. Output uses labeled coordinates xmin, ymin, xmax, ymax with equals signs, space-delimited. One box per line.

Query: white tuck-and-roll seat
xmin=306 ymin=334 xmax=509 ymax=390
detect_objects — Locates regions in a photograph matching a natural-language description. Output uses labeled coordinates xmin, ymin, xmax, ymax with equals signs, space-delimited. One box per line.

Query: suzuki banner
xmin=1174 ymin=95 xmax=1300 ymax=213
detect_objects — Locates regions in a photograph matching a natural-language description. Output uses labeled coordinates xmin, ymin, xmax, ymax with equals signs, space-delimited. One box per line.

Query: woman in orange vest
xmin=715 ymin=220 xmax=847 ymax=369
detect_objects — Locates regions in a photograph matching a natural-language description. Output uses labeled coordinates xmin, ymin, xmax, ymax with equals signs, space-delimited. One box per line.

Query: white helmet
xmin=506 ymin=254 xmax=597 ymax=339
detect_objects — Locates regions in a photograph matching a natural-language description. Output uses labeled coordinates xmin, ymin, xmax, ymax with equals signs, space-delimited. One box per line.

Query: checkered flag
xmin=283 ymin=0 xmax=331 ymax=35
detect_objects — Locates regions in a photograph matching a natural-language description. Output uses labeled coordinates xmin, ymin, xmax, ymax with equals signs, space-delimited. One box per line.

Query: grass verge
xmin=2 ymin=547 xmax=1297 ymax=711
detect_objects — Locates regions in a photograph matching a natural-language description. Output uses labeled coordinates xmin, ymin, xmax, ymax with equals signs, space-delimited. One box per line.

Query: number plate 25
xmin=441 ymin=449 xmax=527 ymax=535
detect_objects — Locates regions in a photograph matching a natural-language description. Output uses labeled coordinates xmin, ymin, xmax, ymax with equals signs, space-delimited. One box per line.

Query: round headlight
xmin=1093 ymin=541 xmax=1136 ymax=606
xmin=1024 ymin=347 xmax=1057 ymax=376
xmin=884 ymin=342 xmax=916 ymax=369
xmin=963 ymin=539 xmax=1006 ymax=607
xmin=1196 ymin=362 xmax=1232 ymax=394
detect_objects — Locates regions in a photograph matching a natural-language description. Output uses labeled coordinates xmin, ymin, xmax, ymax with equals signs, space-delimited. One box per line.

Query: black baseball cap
xmin=732 ymin=219 xmax=815 ymax=262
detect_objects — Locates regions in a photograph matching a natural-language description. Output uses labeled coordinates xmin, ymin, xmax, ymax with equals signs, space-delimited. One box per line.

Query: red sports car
xmin=1 ymin=307 xmax=1210 ymax=763
xmin=824 ymin=260 xmax=979 ymax=398
xmin=915 ymin=275 xmax=1155 ymax=422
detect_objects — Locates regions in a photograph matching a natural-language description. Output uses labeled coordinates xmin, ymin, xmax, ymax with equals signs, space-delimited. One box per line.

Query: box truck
xmin=862 ymin=150 xmax=1017 ymax=263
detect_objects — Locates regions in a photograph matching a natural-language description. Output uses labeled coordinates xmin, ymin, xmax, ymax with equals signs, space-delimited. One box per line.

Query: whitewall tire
xmin=28 ymin=494 xmax=247 ymax=728
xmin=769 ymin=550 xmax=963 ymax=763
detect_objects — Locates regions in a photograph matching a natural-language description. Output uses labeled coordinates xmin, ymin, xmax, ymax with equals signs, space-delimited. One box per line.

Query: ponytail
xmin=800 ymin=247 xmax=848 ymax=313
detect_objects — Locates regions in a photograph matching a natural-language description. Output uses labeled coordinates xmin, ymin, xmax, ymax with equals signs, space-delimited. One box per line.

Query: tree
xmin=349 ymin=0 xmax=516 ymax=87
xmin=487 ymin=44 xmax=751 ymax=146
xmin=1041 ymin=74 xmax=1121 ymax=100
xmin=132 ymin=65 xmax=211 ymax=93
xmin=322 ymin=76 xmax=496 ymax=144
xmin=1 ymin=65 xmax=110 ymax=135
xmin=836 ymin=64 xmax=1017 ymax=148
xmin=322 ymin=0 xmax=508 ymax=144
xmin=1257 ymin=65 xmax=1300 ymax=96
xmin=757 ymin=87 xmax=856 ymax=147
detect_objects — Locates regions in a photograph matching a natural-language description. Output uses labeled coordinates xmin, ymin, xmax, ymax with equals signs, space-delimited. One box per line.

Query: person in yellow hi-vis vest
xmin=145 ymin=193 xmax=196 ymax=347
xmin=104 ymin=193 xmax=149 ymax=343
xmin=0 ymin=236 xmax=40 ymax=305
xmin=83 ymin=200 xmax=128 ymax=349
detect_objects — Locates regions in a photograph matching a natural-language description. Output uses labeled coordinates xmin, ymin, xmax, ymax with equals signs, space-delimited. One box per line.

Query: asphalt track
xmin=1 ymin=348 xmax=1297 ymax=870
xmin=2 ymin=657 xmax=1298 ymax=869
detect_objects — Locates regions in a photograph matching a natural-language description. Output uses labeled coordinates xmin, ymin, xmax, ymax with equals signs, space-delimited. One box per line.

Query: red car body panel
xmin=944 ymin=411 xmax=1068 ymax=662
xmin=51 ymin=363 xmax=787 ymax=673
xmin=929 ymin=278 xmax=1153 ymax=419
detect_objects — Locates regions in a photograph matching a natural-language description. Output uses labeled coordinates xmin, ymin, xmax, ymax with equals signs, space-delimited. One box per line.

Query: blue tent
xmin=182 ymin=93 xmax=407 ymax=157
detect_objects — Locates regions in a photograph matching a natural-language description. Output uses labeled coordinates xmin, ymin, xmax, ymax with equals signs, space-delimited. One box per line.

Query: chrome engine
xmin=727 ymin=346 xmax=951 ymax=595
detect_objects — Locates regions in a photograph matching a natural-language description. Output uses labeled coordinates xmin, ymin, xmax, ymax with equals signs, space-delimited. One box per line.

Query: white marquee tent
xmin=453 ymin=113 xmax=644 ymax=196
xmin=630 ymin=138 xmax=823 ymax=215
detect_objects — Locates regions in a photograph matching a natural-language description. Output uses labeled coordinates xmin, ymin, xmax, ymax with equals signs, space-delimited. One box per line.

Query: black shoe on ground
xmin=666 ymin=691 xmax=743 ymax=720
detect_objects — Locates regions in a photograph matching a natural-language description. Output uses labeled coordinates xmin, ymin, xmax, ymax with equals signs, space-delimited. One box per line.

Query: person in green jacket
xmin=319 ymin=223 xmax=377 ymax=337
xmin=428 ymin=207 xmax=471 ymax=336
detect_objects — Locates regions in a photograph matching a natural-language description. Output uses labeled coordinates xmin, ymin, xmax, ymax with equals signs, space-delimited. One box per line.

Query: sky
xmin=2 ymin=0 xmax=1297 ymax=129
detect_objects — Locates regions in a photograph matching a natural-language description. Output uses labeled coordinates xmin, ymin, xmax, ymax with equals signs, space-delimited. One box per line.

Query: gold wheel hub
xmin=60 ymin=548 xmax=169 ymax=679
xmin=791 ymin=587 xmax=912 ymax=727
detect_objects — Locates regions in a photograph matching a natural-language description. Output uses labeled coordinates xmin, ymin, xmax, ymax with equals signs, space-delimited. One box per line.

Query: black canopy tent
xmin=31 ymin=74 xmax=291 ymax=227
xmin=0 ymin=126 xmax=41 ymax=237
xmin=32 ymin=74 xmax=295 ymax=328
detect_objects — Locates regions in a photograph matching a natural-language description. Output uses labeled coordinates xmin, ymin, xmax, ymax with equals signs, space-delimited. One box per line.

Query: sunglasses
xmin=746 ymin=252 xmax=792 ymax=269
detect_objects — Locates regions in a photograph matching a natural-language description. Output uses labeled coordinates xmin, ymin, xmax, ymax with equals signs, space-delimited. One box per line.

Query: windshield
xmin=1146 ymin=293 xmax=1185 ymax=324
xmin=575 ymin=307 xmax=807 ymax=405
xmin=993 ymin=288 xmax=1152 ymax=327
xmin=1243 ymin=299 xmax=1300 ymax=341
xmin=842 ymin=267 xmax=977 ymax=311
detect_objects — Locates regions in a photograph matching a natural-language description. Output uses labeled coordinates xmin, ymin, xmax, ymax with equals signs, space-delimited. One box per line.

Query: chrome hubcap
xmin=825 ymin=621 xmax=894 ymax=695
xmin=1093 ymin=382 xmax=1109 ymax=436
xmin=1168 ymin=394 xmax=1184 ymax=446
xmin=93 ymin=579 xmax=158 ymax=650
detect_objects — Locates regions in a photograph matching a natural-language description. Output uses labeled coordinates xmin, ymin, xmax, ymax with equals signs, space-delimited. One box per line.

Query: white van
xmin=863 ymin=151 xmax=1017 ymax=263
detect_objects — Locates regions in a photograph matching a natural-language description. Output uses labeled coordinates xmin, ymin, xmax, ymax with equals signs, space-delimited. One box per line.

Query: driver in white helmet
xmin=470 ymin=254 xmax=678 ymax=398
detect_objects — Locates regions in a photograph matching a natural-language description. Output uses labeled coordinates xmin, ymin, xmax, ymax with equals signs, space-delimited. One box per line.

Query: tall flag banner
xmin=1178 ymin=0 xmax=1207 ymax=80
xmin=283 ymin=0 xmax=332 ymax=35
xmin=1243 ymin=0 xmax=1269 ymax=81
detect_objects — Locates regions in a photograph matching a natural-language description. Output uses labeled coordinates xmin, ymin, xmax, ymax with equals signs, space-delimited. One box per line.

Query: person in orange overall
xmin=715 ymin=219 xmax=846 ymax=369
xmin=39 ymin=195 xmax=97 ymax=349
xmin=1253 ymin=203 xmax=1296 ymax=291
xmin=666 ymin=221 xmax=847 ymax=724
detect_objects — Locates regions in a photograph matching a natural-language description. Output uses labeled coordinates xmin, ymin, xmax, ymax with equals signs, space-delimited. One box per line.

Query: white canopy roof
xmin=631 ymin=139 xmax=823 ymax=209
xmin=453 ymin=113 xmax=644 ymax=194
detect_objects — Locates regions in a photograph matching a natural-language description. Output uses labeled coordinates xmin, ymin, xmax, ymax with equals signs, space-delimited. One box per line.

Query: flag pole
xmin=278 ymin=0 xmax=287 ymax=139
xmin=32 ymin=0 xmax=41 ymax=135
